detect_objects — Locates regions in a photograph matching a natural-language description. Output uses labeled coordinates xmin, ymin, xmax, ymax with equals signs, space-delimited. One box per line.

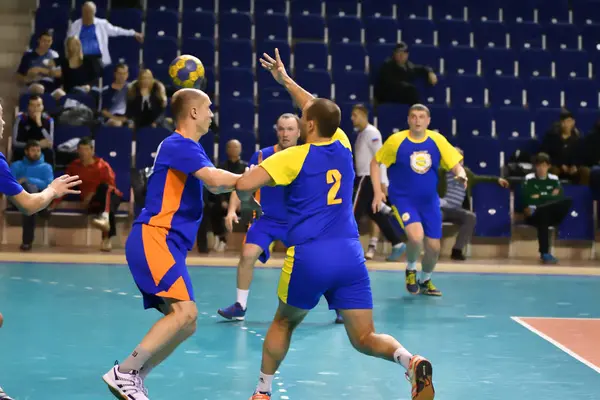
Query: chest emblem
xmin=410 ymin=151 xmax=432 ymax=174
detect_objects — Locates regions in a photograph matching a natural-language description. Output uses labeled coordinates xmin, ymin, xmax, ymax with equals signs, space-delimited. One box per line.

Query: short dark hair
xmin=28 ymin=95 xmax=42 ymax=103
xmin=534 ymin=152 xmax=551 ymax=165
xmin=114 ymin=63 xmax=128 ymax=72
xmin=25 ymin=140 xmax=40 ymax=151
xmin=78 ymin=137 xmax=94 ymax=148
xmin=352 ymin=103 xmax=369 ymax=116
xmin=39 ymin=30 xmax=53 ymax=39
xmin=305 ymin=98 xmax=341 ymax=138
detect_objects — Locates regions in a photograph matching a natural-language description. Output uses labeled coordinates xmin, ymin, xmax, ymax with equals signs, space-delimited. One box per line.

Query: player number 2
xmin=326 ymin=169 xmax=342 ymax=205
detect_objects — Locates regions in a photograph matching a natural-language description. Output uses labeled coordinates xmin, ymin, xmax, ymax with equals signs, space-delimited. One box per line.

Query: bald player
xmin=102 ymin=89 xmax=248 ymax=399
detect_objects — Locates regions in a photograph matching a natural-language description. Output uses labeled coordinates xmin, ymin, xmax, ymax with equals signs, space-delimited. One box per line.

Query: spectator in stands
xmin=582 ymin=118 xmax=600 ymax=199
xmin=126 ymin=69 xmax=167 ymax=129
xmin=374 ymin=42 xmax=438 ymax=105
xmin=10 ymin=140 xmax=54 ymax=251
xmin=438 ymin=147 xmax=510 ymax=260
xmin=67 ymin=1 xmax=143 ymax=79
xmin=101 ymin=63 xmax=130 ymax=127
xmin=12 ymin=95 xmax=54 ymax=165
xmin=541 ymin=110 xmax=589 ymax=184
xmin=53 ymin=37 xmax=97 ymax=100
xmin=16 ymin=30 xmax=61 ymax=95
xmin=56 ymin=137 xmax=122 ymax=252
xmin=522 ymin=152 xmax=572 ymax=264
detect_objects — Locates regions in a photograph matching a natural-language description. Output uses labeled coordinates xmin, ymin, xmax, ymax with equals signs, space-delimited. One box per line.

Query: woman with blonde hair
xmin=53 ymin=36 xmax=96 ymax=99
xmin=126 ymin=68 xmax=167 ymax=129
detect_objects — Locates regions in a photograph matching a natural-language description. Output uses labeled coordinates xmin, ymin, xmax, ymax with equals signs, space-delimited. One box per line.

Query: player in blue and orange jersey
xmin=371 ymin=104 xmax=466 ymax=297
xmin=217 ymin=113 xmax=300 ymax=321
xmin=102 ymin=88 xmax=250 ymax=399
xmin=236 ymin=51 xmax=435 ymax=400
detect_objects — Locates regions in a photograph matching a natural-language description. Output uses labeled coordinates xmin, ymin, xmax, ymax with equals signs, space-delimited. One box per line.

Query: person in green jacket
xmin=522 ymin=152 xmax=572 ymax=264
xmin=437 ymin=147 xmax=509 ymax=260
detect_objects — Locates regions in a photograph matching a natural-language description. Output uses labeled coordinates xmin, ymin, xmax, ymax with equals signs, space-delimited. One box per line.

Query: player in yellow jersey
xmin=232 ymin=49 xmax=435 ymax=400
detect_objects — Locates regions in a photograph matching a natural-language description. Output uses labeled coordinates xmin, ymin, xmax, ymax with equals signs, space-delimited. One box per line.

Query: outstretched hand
xmin=49 ymin=174 xmax=82 ymax=198
xmin=259 ymin=48 xmax=289 ymax=85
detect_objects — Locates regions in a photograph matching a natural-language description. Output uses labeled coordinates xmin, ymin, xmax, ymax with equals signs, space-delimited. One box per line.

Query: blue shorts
xmin=278 ymin=238 xmax=373 ymax=310
xmin=125 ymin=224 xmax=195 ymax=311
xmin=390 ymin=197 xmax=442 ymax=239
xmin=245 ymin=217 xmax=288 ymax=263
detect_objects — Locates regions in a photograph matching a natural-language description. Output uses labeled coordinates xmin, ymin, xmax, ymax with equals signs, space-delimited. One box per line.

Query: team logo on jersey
xmin=402 ymin=213 xmax=410 ymax=222
xmin=410 ymin=151 xmax=432 ymax=174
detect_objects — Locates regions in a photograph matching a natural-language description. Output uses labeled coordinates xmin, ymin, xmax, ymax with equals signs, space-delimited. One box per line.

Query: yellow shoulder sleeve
xmin=259 ymin=144 xmax=311 ymax=186
xmin=428 ymin=130 xmax=463 ymax=170
xmin=332 ymin=128 xmax=352 ymax=152
xmin=375 ymin=131 xmax=406 ymax=167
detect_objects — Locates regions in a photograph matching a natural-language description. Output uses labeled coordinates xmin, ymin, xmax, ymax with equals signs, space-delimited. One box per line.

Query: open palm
xmin=259 ymin=48 xmax=289 ymax=85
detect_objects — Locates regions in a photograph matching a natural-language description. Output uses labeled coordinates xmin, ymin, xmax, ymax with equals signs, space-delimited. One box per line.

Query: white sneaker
xmin=365 ymin=245 xmax=376 ymax=260
xmin=102 ymin=364 xmax=149 ymax=399
xmin=92 ymin=214 xmax=110 ymax=233
xmin=0 ymin=386 xmax=13 ymax=400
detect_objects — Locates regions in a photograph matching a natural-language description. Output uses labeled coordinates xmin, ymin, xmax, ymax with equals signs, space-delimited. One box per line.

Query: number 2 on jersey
xmin=326 ymin=169 xmax=342 ymax=205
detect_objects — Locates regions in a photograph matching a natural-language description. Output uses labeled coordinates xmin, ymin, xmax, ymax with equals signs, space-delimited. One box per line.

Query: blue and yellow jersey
xmin=375 ymin=129 xmax=462 ymax=202
xmin=259 ymin=129 xmax=357 ymax=246
xmin=135 ymin=132 xmax=215 ymax=250
xmin=249 ymin=145 xmax=287 ymax=222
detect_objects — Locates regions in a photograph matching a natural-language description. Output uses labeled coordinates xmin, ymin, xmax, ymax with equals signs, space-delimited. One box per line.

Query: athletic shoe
xmin=0 ymin=386 xmax=13 ymax=400
xmin=102 ymin=364 xmax=149 ymax=400
xmin=365 ymin=245 xmax=376 ymax=260
xmin=406 ymin=270 xmax=420 ymax=295
xmin=406 ymin=355 xmax=434 ymax=400
xmin=541 ymin=253 xmax=558 ymax=264
xmin=249 ymin=391 xmax=271 ymax=399
xmin=419 ymin=280 xmax=442 ymax=297
xmin=334 ymin=309 xmax=344 ymax=324
xmin=217 ymin=302 xmax=247 ymax=321
xmin=92 ymin=214 xmax=110 ymax=233
xmin=386 ymin=243 xmax=407 ymax=261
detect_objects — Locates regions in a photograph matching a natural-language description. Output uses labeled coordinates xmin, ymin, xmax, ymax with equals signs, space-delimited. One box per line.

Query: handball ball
xmin=169 ymin=55 xmax=206 ymax=89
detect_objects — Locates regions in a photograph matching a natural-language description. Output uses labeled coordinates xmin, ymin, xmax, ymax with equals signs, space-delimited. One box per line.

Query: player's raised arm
xmin=259 ymin=48 xmax=314 ymax=110
xmin=10 ymin=174 xmax=81 ymax=215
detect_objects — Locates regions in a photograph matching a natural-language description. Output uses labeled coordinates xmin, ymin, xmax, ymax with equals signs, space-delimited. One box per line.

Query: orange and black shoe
xmin=406 ymin=355 xmax=435 ymax=400
xmin=249 ymin=391 xmax=271 ymax=400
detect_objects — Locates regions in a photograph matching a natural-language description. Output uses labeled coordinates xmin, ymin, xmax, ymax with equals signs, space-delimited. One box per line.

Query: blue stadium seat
xmin=331 ymin=42 xmax=367 ymax=74
xmin=181 ymin=38 xmax=215 ymax=69
xmin=334 ymin=71 xmax=370 ymax=103
xmin=454 ymin=107 xmax=493 ymax=138
xmin=259 ymin=85 xmax=292 ymax=103
xmin=558 ymin=185 xmax=595 ymax=240
xmin=294 ymin=69 xmax=332 ymax=98
xmin=397 ymin=0 xmax=430 ymax=20
xmin=518 ymin=49 xmax=552 ymax=78
xmin=555 ymin=50 xmax=591 ymax=79
xmin=145 ymin=10 xmax=178 ymax=37
xmin=325 ymin=0 xmax=359 ymax=16
xmin=510 ymin=23 xmax=543 ymax=50
xmin=495 ymin=108 xmax=532 ymax=139
xmin=39 ymin=0 xmax=70 ymax=8
xmin=414 ymin=79 xmax=448 ymax=106
xmin=433 ymin=1 xmax=468 ymax=21
xmin=219 ymin=12 xmax=252 ymax=40
xmin=219 ymin=99 xmax=255 ymax=132
xmin=219 ymin=68 xmax=255 ymax=101
xmin=574 ymin=108 xmax=600 ymax=134
xmin=94 ymin=127 xmax=132 ymax=201
xmin=472 ymin=182 xmax=511 ymax=238
xmin=219 ymin=39 xmax=253 ymax=69
xmin=564 ymin=78 xmax=599 ymax=110
xmin=290 ymin=0 xmax=323 ymax=16
xmin=181 ymin=11 xmax=215 ymax=39
xmin=437 ymin=19 xmax=473 ymax=48
xmin=255 ymin=14 xmax=289 ymax=41
xmin=451 ymin=75 xmax=486 ymax=108
xmin=204 ymin=68 xmax=215 ymax=97
xmin=443 ymin=47 xmax=479 ymax=75
xmin=199 ymin=130 xmax=215 ymax=162
xmin=256 ymin=40 xmax=291 ymax=69
xmin=376 ymin=104 xmax=410 ymax=140
xmin=364 ymin=16 xmax=398 ymax=44
xmin=409 ymin=45 xmax=441 ymax=72
xmin=581 ymin=25 xmax=600 ymax=54
xmin=367 ymin=43 xmax=395 ymax=80
xmin=573 ymin=1 xmax=600 ymax=26
xmin=544 ymin=24 xmax=581 ymax=51
xmin=108 ymin=8 xmax=142 ymax=32
xmin=182 ymin=0 xmax=214 ymax=12
xmin=142 ymin=37 xmax=177 ymax=77
xmin=362 ymin=0 xmax=395 ymax=18
xmin=258 ymin=100 xmax=296 ymax=148
xmin=533 ymin=108 xmax=563 ymax=138
xmin=135 ymin=127 xmax=171 ymax=168
xmin=220 ymin=0 xmax=251 ymax=13
xmin=146 ymin=0 xmax=179 ymax=11
xmin=468 ymin=0 xmax=502 ymax=22
xmin=291 ymin=14 xmax=326 ymax=40
xmin=482 ymin=48 xmax=516 ymax=77
xmin=327 ymin=16 xmax=363 ymax=43
xmin=537 ymin=0 xmax=570 ymax=24
xmin=500 ymin=138 xmax=538 ymax=165
xmin=294 ymin=42 xmax=328 ymax=71
xmin=460 ymin=137 xmax=501 ymax=175
xmin=35 ymin=6 xmax=69 ymax=37
xmin=527 ymin=78 xmax=562 ymax=109
xmin=401 ymin=19 xmax=436 ymax=46
xmin=219 ymin=130 xmax=256 ymax=163
xmin=255 ymin=0 xmax=287 ymax=14
xmin=53 ymin=126 xmax=91 ymax=152
xmin=109 ymin=37 xmax=141 ymax=67
xmin=502 ymin=2 xmax=536 ymax=24
xmin=474 ymin=21 xmax=508 ymax=49
xmin=427 ymin=105 xmax=453 ymax=135
xmin=489 ymin=76 xmax=525 ymax=108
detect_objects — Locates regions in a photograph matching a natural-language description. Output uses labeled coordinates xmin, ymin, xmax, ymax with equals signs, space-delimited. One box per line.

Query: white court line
xmin=512 ymin=316 xmax=600 ymax=321
xmin=511 ymin=316 xmax=600 ymax=374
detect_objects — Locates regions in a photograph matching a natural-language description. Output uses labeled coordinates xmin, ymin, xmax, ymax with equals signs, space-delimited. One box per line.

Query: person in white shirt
xmin=351 ymin=104 xmax=406 ymax=261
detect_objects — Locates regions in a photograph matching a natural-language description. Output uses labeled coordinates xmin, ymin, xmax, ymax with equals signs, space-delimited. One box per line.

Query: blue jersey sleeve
xmin=249 ymin=150 xmax=260 ymax=167
xmin=0 ymin=155 xmax=24 ymax=196
xmin=166 ymin=139 xmax=215 ymax=174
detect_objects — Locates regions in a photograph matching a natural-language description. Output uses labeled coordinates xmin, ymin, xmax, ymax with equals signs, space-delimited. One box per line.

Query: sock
xmin=420 ymin=271 xmax=432 ymax=282
xmin=139 ymin=364 xmax=154 ymax=379
xmin=392 ymin=242 xmax=404 ymax=249
xmin=393 ymin=347 xmax=413 ymax=371
xmin=237 ymin=289 xmax=249 ymax=309
xmin=380 ymin=203 xmax=392 ymax=215
xmin=406 ymin=261 xmax=417 ymax=271
xmin=101 ymin=211 xmax=109 ymax=219
xmin=369 ymin=237 xmax=379 ymax=247
xmin=256 ymin=371 xmax=274 ymax=393
xmin=119 ymin=346 xmax=152 ymax=373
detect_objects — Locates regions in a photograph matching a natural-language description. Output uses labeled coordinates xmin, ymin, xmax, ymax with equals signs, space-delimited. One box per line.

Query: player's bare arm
xmin=259 ymin=48 xmax=314 ymax=110
xmin=225 ymin=191 xmax=242 ymax=232
xmin=236 ymin=166 xmax=274 ymax=194
xmin=9 ymin=174 xmax=81 ymax=216
xmin=194 ymin=167 xmax=241 ymax=194
xmin=450 ymin=163 xmax=468 ymax=188
xmin=370 ymin=157 xmax=386 ymax=213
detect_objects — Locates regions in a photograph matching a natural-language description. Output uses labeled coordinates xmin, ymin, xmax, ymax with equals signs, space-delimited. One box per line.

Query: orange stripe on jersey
xmin=142 ymin=225 xmax=176 ymax=285
xmin=148 ymin=169 xmax=187 ymax=229
xmin=156 ymin=275 xmax=190 ymax=301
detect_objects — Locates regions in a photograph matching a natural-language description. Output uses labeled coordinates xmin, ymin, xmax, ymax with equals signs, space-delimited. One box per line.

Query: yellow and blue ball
xmin=168 ymin=54 xmax=206 ymax=89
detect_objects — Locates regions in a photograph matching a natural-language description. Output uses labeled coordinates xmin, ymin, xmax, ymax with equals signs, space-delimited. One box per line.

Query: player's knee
xmin=173 ymin=301 xmax=198 ymax=328
xmin=466 ymin=211 xmax=477 ymax=224
xmin=349 ymin=330 xmax=375 ymax=355
xmin=426 ymin=240 xmax=441 ymax=254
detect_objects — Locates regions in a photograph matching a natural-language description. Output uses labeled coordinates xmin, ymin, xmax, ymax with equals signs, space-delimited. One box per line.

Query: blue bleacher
xmin=291 ymin=14 xmax=326 ymax=40
xmin=94 ymin=127 xmax=132 ymax=201
xmin=328 ymin=16 xmax=362 ymax=43
xmin=255 ymin=0 xmax=287 ymax=14
xmin=334 ymin=71 xmax=369 ymax=103
xmin=330 ymin=42 xmax=367 ymax=74
xmin=558 ymin=185 xmax=595 ymax=240
xmin=221 ymin=0 xmax=251 ymax=13
xmin=219 ymin=39 xmax=253 ymax=69
xmin=472 ymin=182 xmax=512 ymax=238
xmin=181 ymin=11 xmax=215 ymax=39
xmin=135 ymin=127 xmax=171 ymax=168
xmin=495 ymin=108 xmax=532 ymax=139
xmin=255 ymin=14 xmax=289 ymax=41
xmin=454 ymin=107 xmax=493 ymax=138
xmin=182 ymin=0 xmax=214 ymax=12
xmin=219 ymin=12 xmax=252 ymax=40
xmin=146 ymin=0 xmax=180 ymax=11
xmin=294 ymin=42 xmax=328 ymax=71
xmin=145 ymin=9 xmax=178 ymax=38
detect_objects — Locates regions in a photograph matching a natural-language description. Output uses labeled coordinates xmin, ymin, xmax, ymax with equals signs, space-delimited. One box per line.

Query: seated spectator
xmin=54 ymin=137 xmax=122 ymax=251
xmin=126 ymin=69 xmax=167 ymax=129
xmin=16 ymin=30 xmax=61 ymax=94
xmin=437 ymin=147 xmax=509 ymax=260
xmin=9 ymin=140 xmax=54 ymax=251
xmin=374 ymin=42 xmax=438 ymax=105
xmin=541 ymin=110 xmax=589 ymax=184
xmin=53 ymin=37 xmax=97 ymax=100
xmin=582 ymin=117 xmax=600 ymax=199
xmin=100 ymin=63 xmax=130 ymax=127
xmin=522 ymin=153 xmax=572 ymax=264
xmin=12 ymin=95 xmax=54 ymax=165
